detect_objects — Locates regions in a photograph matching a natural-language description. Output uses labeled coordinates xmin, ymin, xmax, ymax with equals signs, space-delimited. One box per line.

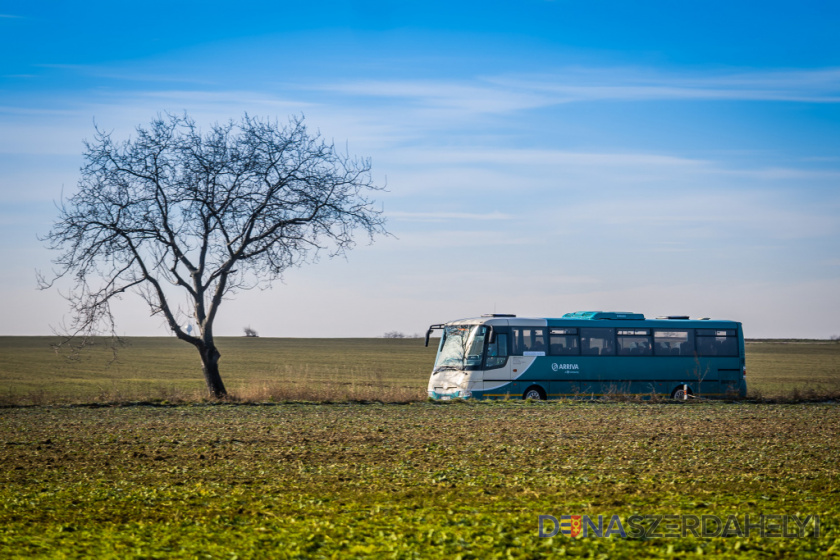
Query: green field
xmin=1 ymin=402 xmax=837 ymax=558
xmin=1 ymin=337 xmax=839 ymax=404
xmin=1 ymin=338 xmax=839 ymax=557
xmin=742 ymin=341 xmax=840 ymax=397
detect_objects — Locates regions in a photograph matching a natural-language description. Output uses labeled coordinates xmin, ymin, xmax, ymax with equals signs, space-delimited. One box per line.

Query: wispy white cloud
xmin=561 ymin=190 xmax=840 ymax=241
xmin=394 ymin=146 xmax=708 ymax=168
xmin=317 ymin=80 xmax=552 ymax=114
xmin=800 ymin=156 xmax=840 ymax=162
xmin=714 ymin=167 xmax=840 ymax=181
xmin=319 ymin=66 xmax=840 ymax=117
xmin=6 ymin=64 xmax=838 ymax=161
xmin=389 ymin=211 xmax=512 ymax=221
xmin=383 ymin=229 xmax=530 ymax=248
xmin=495 ymin=66 xmax=840 ymax=103
xmin=34 ymin=63 xmax=88 ymax=70
xmin=134 ymin=89 xmax=314 ymax=107
xmin=0 ymin=90 xmax=317 ymax=155
xmin=0 ymin=105 xmax=86 ymax=117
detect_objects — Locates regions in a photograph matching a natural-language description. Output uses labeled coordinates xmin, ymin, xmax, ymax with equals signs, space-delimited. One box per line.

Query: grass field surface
xmin=1 ymin=401 xmax=837 ymax=558
xmin=0 ymin=337 xmax=431 ymax=404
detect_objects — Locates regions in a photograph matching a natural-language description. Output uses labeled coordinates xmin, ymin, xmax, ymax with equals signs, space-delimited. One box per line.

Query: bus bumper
xmin=428 ymin=389 xmax=472 ymax=400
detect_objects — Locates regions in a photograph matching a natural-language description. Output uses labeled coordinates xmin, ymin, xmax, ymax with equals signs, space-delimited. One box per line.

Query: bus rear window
xmin=696 ymin=329 xmax=739 ymax=357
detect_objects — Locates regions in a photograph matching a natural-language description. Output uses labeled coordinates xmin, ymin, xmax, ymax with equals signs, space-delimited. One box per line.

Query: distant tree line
xmin=383 ymin=331 xmax=422 ymax=339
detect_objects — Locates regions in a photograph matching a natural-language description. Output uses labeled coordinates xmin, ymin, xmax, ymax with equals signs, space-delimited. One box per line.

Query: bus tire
xmin=671 ymin=386 xmax=692 ymax=400
xmin=523 ymin=386 xmax=546 ymax=401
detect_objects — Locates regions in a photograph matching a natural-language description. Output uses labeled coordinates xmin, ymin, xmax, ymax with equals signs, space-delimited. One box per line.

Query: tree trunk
xmin=199 ymin=344 xmax=227 ymax=398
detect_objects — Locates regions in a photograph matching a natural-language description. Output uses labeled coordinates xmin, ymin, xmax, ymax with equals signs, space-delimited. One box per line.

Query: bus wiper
xmin=434 ymin=366 xmax=461 ymax=372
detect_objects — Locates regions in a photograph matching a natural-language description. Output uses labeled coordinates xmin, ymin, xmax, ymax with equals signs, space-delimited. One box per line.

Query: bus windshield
xmin=434 ymin=325 xmax=487 ymax=371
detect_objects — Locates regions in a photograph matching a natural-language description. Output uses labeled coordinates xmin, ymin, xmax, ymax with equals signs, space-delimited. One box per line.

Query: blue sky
xmin=1 ymin=1 xmax=839 ymax=338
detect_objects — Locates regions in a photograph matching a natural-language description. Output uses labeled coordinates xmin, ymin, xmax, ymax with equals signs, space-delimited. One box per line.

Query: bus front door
xmin=481 ymin=331 xmax=512 ymax=398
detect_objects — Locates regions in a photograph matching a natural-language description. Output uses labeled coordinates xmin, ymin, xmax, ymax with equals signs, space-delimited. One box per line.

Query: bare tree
xmin=40 ymin=112 xmax=387 ymax=397
xmin=383 ymin=331 xmax=406 ymax=339
xmin=243 ymin=326 xmax=259 ymax=338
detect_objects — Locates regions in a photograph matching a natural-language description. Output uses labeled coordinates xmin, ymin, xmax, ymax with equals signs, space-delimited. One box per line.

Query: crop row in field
xmin=1 ymin=401 xmax=838 ymax=558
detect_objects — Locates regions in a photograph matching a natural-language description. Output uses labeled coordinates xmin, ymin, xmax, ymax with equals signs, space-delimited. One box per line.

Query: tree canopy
xmin=42 ymin=112 xmax=387 ymax=396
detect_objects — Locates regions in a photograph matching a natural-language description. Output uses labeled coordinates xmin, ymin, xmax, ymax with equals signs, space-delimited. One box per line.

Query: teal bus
xmin=425 ymin=311 xmax=746 ymax=400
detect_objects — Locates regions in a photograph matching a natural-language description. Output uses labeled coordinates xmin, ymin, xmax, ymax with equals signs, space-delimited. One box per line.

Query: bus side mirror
xmin=487 ymin=327 xmax=496 ymax=344
xmin=425 ymin=324 xmax=444 ymax=347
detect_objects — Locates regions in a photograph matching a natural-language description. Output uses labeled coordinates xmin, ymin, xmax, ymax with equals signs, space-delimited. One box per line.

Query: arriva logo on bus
xmin=552 ymin=363 xmax=579 ymax=372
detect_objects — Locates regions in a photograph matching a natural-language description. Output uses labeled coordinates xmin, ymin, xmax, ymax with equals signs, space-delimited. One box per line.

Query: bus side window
xmin=654 ymin=330 xmax=694 ymax=356
xmin=531 ymin=329 xmax=546 ymax=353
xmin=512 ymin=328 xmax=546 ymax=355
xmin=617 ymin=329 xmax=653 ymax=356
xmin=580 ymin=328 xmax=615 ymax=356
xmin=550 ymin=328 xmax=580 ymax=355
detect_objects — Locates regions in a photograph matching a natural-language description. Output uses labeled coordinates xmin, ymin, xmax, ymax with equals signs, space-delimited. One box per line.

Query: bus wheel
xmin=523 ymin=386 xmax=546 ymax=401
xmin=671 ymin=386 xmax=692 ymax=400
